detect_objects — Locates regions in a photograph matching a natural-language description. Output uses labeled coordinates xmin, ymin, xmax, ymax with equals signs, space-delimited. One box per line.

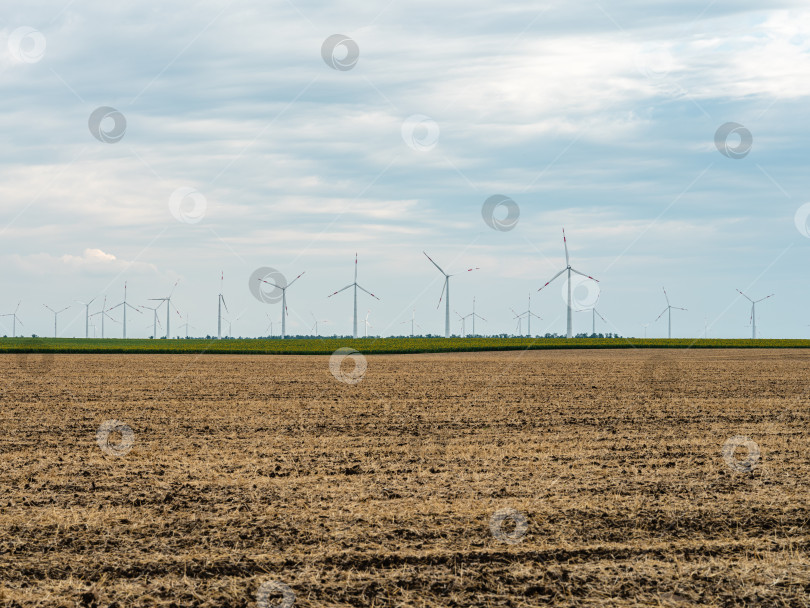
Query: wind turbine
xmin=455 ymin=311 xmax=468 ymax=337
xmin=537 ymin=229 xmax=598 ymax=339
xmin=217 ymin=272 xmax=228 ymax=339
xmin=75 ymin=297 xmax=96 ymax=339
xmin=328 ymin=254 xmax=379 ymax=339
xmin=141 ymin=304 xmax=162 ymax=338
xmin=423 ymin=251 xmax=479 ymax=339
xmin=641 ymin=323 xmax=649 ymax=339
xmin=43 ymin=304 xmax=70 ymax=338
xmin=655 ymin=287 xmax=686 ymax=339
xmin=737 ymin=289 xmax=774 ymax=339
xmin=400 ymin=309 xmax=423 ymax=337
xmin=511 ymin=293 xmax=542 ymax=337
xmin=109 ymin=282 xmax=141 ymax=339
xmin=149 ymin=281 xmax=180 ymax=339
xmin=259 ymin=271 xmax=305 ymax=339
xmin=90 ymin=296 xmax=118 ymax=339
xmin=577 ymin=307 xmax=606 ymax=335
xmin=363 ymin=310 xmax=372 ymax=338
xmin=0 ymin=301 xmax=23 ymax=337
xmin=225 ymin=314 xmax=242 ymax=337
xmin=310 ymin=312 xmax=330 ymax=337
xmin=265 ymin=313 xmax=275 ymax=337
xmin=456 ymin=299 xmax=486 ymax=337
xmin=179 ymin=315 xmax=195 ymax=338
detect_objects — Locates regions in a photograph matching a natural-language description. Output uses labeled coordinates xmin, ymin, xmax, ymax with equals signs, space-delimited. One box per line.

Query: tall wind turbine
xmin=0 ymin=301 xmax=23 ymax=337
xmin=149 ymin=281 xmax=180 ymax=339
xmin=217 ymin=272 xmax=228 ymax=340
xmin=109 ymin=282 xmax=140 ymax=339
xmin=537 ymin=229 xmax=598 ymax=339
xmin=423 ymin=251 xmax=479 ymax=339
xmin=75 ymin=297 xmax=96 ymax=339
xmin=90 ymin=296 xmax=118 ymax=339
xmin=511 ymin=294 xmax=542 ymax=337
xmin=43 ymin=304 xmax=70 ymax=338
xmin=328 ymin=254 xmax=379 ymax=339
xmin=141 ymin=304 xmax=162 ymax=338
xmin=656 ymin=287 xmax=686 ymax=339
xmin=737 ymin=289 xmax=774 ymax=339
xmin=259 ymin=271 xmax=304 ymax=340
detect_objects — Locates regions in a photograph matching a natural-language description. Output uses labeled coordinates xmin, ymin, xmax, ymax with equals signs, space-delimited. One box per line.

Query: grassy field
xmin=1 ymin=348 xmax=809 ymax=606
xmin=1 ymin=336 xmax=810 ymax=355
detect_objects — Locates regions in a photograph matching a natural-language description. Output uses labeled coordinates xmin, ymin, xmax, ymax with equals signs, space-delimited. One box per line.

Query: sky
xmin=1 ymin=0 xmax=809 ymax=339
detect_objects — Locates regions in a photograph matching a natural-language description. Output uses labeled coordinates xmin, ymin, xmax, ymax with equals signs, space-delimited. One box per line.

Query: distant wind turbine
xmin=90 ymin=296 xmax=118 ymax=339
xmin=149 ymin=281 xmax=181 ymax=339
xmin=259 ymin=271 xmax=304 ymax=339
xmin=511 ymin=293 xmax=542 ymax=337
xmin=43 ymin=304 xmax=70 ymax=338
xmin=363 ymin=310 xmax=372 ymax=338
xmin=328 ymin=254 xmax=379 ymax=339
xmin=537 ymin=229 xmax=598 ymax=339
xmin=310 ymin=312 xmax=330 ymax=337
xmin=655 ymin=287 xmax=686 ymax=339
xmin=141 ymin=304 xmax=162 ymax=338
xmin=109 ymin=282 xmax=140 ymax=339
xmin=737 ymin=289 xmax=774 ymax=339
xmin=0 ymin=301 xmax=23 ymax=337
xmin=400 ymin=309 xmax=423 ymax=337
xmin=75 ymin=297 xmax=96 ymax=339
xmin=217 ymin=272 xmax=228 ymax=340
xmin=456 ymin=298 xmax=486 ymax=337
xmin=577 ymin=307 xmax=606 ymax=335
xmin=424 ymin=251 xmax=479 ymax=339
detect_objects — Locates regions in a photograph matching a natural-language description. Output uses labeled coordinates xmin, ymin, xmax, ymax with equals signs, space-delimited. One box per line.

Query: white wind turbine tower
xmin=265 ymin=313 xmax=275 ymax=337
xmin=456 ymin=299 xmax=486 ymax=338
xmin=217 ymin=272 xmax=228 ymax=339
xmin=149 ymin=281 xmax=180 ymax=339
xmin=259 ymin=271 xmax=304 ymax=339
xmin=737 ymin=289 xmax=774 ymax=339
xmin=225 ymin=314 xmax=242 ymax=337
xmin=400 ymin=309 xmax=423 ymax=337
xmin=43 ymin=304 xmax=70 ymax=338
xmin=511 ymin=294 xmax=542 ymax=337
xmin=424 ymin=251 xmax=480 ymax=339
xmin=656 ymin=287 xmax=686 ymax=339
xmin=641 ymin=323 xmax=650 ymax=339
xmin=310 ymin=312 xmax=330 ymax=337
xmin=537 ymin=229 xmax=598 ymax=339
xmin=90 ymin=296 xmax=118 ymax=339
xmin=0 ymin=301 xmax=23 ymax=337
xmin=577 ymin=307 xmax=606 ymax=335
xmin=109 ymin=282 xmax=140 ymax=339
xmin=179 ymin=315 xmax=195 ymax=338
xmin=363 ymin=310 xmax=372 ymax=338
xmin=142 ymin=304 xmax=162 ymax=338
xmin=75 ymin=297 xmax=96 ymax=338
xmin=328 ymin=254 xmax=379 ymax=339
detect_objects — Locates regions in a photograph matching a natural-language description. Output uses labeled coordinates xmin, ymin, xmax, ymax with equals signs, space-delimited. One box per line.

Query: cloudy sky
xmin=1 ymin=0 xmax=809 ymax=339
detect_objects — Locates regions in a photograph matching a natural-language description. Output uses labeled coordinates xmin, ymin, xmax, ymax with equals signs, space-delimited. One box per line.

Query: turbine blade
xmin=662 ymin=287 xmax=670 ymax=306
xmin=287 ymin=271 xmax=305 ymax=287
xmin=756 ymin=294 xmax=775 ymax=303
xmin=655 ymin=307 xmax=668 ymax=321
xmin=356 ymin=284 xmax=380 ymax=300
xmin=437 ymin=279 xmax=447 ymax=309
xmin=537 ymin=268 xmax=566 ymax=291
xmin=423 ymin=251 xmax=447 ymax=275
xmin=736 ymin=289 xmax=753 ymax=303
xmin=562 ymin=228 xmax=570 ymax=266
xmin=259 ymin=279 xmax=282 ymax=289
xmin=328 ymin=284 xmax=353 ymax=297
xmin=570 ymin=268 xmax=598 ymax=282
xmin=595 ymin=309 xmax=607 ymax=322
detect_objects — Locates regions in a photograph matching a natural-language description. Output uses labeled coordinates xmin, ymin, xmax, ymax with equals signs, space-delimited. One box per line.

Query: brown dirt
xmin=1 ymin=349 xmax=809 ymax=607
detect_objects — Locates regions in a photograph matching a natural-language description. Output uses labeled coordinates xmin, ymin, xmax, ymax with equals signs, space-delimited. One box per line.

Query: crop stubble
xmin=0 ymin=349 xmax=809 ymax=606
